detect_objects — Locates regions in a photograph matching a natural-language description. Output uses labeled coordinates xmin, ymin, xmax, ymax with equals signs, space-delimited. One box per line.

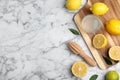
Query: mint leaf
xmin=89 ymin=74 xmax=98 ymax=80
xmin=103 ymin=57 xmax=112 ymax=65
xmin=69 ymin=28 xmax=80 ymax=35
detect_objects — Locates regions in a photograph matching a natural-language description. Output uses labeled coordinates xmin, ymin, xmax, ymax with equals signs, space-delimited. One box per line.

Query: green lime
xmin=106 ymin=71 xmax=119 ymax=80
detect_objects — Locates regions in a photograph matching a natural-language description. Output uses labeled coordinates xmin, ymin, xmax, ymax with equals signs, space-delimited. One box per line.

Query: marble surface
xmin=0 ymin=0 xmax=120 ymax=80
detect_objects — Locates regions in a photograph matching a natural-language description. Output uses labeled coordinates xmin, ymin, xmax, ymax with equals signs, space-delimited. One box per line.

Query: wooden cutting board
xmin=74 ymin=0 xmax=120 ymax=69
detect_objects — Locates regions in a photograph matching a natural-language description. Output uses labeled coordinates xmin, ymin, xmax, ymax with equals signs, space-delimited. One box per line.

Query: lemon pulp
xmin=93 ymin=34 xmax=108 ymax=49
xmin=109 ymin=46 xmax=120 ymax=60
xmin=71 ymin=62 xmax=88 ymax=78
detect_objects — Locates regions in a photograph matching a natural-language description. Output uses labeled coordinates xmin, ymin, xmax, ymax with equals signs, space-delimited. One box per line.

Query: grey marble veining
xmin=0 ymin=0 xmax=120 ymax=80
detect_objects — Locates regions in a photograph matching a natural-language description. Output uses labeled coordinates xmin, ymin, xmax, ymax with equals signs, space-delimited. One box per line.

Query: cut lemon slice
xmin=93 ymin=34 xmax=108 ymax=49
xmin=71 ymin=62 xmax=88 ymax=78
xmin=109 ymin=46 xmax=120 ymax=60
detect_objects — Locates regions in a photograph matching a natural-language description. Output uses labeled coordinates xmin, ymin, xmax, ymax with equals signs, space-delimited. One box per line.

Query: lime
xmin=106 ymin=71 xmax=119 ymax=80
xmin=66 ymin=0 xmax=82 ymax=10
xmin=90 ymin=2 xmax=109 ymax=15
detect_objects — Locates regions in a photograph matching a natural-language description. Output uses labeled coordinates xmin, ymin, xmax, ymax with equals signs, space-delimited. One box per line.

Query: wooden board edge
xmin=74 ymin=13 xmax=108 ymax=69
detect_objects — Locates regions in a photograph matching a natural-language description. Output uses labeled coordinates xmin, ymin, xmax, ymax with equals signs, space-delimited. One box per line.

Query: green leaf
xmin=89 ymin=74 xmax=98 ymax=80
xmin=103 ymin=57 xmax=112 ymax=65
xmin=69 ymin=28 xmax=80 ymax=35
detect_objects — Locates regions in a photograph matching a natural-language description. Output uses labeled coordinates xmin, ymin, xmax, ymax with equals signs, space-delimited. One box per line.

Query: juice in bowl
xmin=81 ymin=14 xmax=103 ymax=33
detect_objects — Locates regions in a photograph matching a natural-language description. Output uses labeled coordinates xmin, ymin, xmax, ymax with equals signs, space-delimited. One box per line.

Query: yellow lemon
xmin=90 ymin=2 xmax=109 ymax=15
xmin=109 ymin=46 xmax=120 ymax=60
xmin=71 ymin=62 xmax=88 ymax=78
xmin=106 ymin=19 xmax=120 ymax=35
xmin=66 ymin=0 xmax=82 ymax=10
xmin=93 ymin=34 xmax=108 ymax=49
xmin=106 ymin=71 xmax=119 ymax=80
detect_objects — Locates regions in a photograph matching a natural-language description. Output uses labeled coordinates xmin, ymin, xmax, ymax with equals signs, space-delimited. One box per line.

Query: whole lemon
xmin=106 ymin=19 xmax=120 ymax=35
xmin=90 ymin=2 xmax=109 ymax=15
xmin=66 ymin=0 xmax=82 ymax=10
xmin=106 ymin=71 xmax=119 ymax=80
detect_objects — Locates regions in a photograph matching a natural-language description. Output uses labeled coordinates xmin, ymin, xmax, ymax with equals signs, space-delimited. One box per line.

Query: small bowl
xmin=81 ymin=14 xmax=103 ymax=33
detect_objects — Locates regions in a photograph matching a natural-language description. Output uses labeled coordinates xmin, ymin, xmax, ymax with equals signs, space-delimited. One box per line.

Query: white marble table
xmin=0 ymin=0 xmax=120 ymax=80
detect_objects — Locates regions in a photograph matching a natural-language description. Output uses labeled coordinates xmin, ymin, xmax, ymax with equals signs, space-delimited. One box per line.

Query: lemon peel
xmin=90 ymin=2 xmax=109 ymax=15
xmin=66 ymin=0 xmax=82 ymax=10
xmin=106 ymin=19 xmax=120 ymax=35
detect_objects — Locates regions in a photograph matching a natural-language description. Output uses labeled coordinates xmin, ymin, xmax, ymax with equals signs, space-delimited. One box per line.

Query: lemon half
xmin=93 ymin=34 xmax=108 ymax=49
xmin=71 ymin=62 xmax=88 ymax=78
xmin=109 ymin=46 xmax=120 ymax=60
